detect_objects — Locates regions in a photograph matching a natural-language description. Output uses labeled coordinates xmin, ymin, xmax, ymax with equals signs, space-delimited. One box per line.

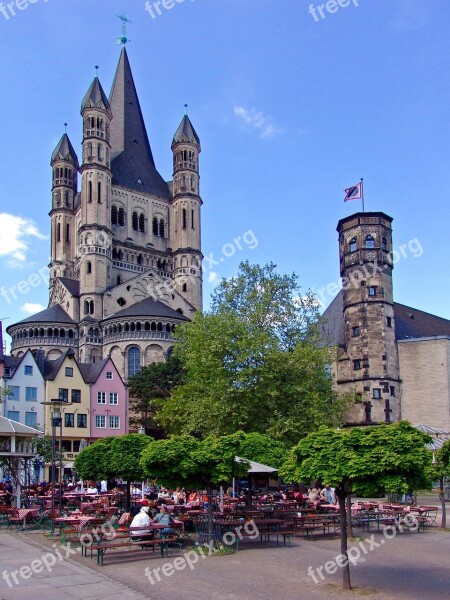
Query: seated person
xmin=308 ymin=487 xmax=320 ymax=502
xmin=130 ymin=506 xmax=153 ymax=541
xmin=86 ymin=485 xmax=98 ymax=495
xmin=152 ymin=505 xmax=174 ymax=537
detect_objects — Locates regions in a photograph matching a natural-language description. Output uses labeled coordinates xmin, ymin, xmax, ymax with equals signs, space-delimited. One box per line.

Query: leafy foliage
xmin=73 ymin=437 xmax=115 ymax=481
xmin=109 ymin=434 xmax=153 ymax=482
xmin=156 ymin=261 xmax=351 ymax=444
xmin=236 ymin=432 xmax=288 ymax=469
xmin=128 ymin=356 xmax=185 ymax=432
xmin=280 ymin=421 xmax=433 ymax=496
xmin=140 ymin=432 xmax=249 ymax=489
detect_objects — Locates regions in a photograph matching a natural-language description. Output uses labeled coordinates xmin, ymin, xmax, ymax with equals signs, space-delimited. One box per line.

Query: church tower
xmin=49 ymin=133 xmax=79 ymax=283
xmin=171 ymin=114 xmax=203 ymax=311
xmin=336 ymin=212 xmax=400 ymax=424
xmin=78 ymin=76 xmax=113 ymax=362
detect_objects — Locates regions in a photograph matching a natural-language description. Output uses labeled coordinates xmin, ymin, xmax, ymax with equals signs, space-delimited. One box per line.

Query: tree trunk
xmin=337 ymin=489 xmax=352 ymax=590
xmin=440 ymin=476 xmax=447 ymax=529
xmin=346 ymin=493 xmax=354 ymax=538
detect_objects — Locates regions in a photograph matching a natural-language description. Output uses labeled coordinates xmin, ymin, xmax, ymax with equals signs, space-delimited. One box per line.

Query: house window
xmin=352 ymin=326 xmax=360 ymax=337
xmin=106 ymin=372 xmax=113 ymax=380
xmin=353 ymin=359 xmax=361 ymax=371
xmin=128 ymin=347 xmax=141 ymax=377
xmin=61 ymin=440 xmax=71 ymax=452
xmin=373 ymin=389 xmax=382 ymax=400
xmin=7 ymin=411 xmax=19 ymax=421
xmin=65 ymin=367 xmax=73 ymax=377
xmin=97 ymin=392 xmax=106 ymax=404
xmin=349 ymin=238 xmax=357 ymax=252
xmin=64 ymin=413 xmax=74 ymax=427
xmin=24 ymin=365 xmax=33 ymax=375
xmin=109 ymin=416 xmax=120 ymax=429
xmin=365 ymin=235 xmax=375 ymax=249
xmin=386 ymin=316 xmax=392 ymax=328
xmin=71 ymin=389 xmax=81 ymax=403
xmin=109 ymin=393 xmax=118 ymax=405
xmin=8 ymin=386 xmax=20 ymax=400
xmin=95 ymin=415 xmax=106 ymax=428
xmin=368 ymin=286 xmax=377 ymax=297
xmin=58 ymin=388 xmax=69 ymax=402
xmin=25 ymin=412 xmax=37 ymax=427
xmin=25 ymin=387 xmax=37 ymax=402
xmin=77 ymin=414 xmax=87 ymax=428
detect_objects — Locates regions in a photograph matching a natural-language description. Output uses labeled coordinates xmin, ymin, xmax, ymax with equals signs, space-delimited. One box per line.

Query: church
xmin=6 ymin=47 xmax=203 ymax=381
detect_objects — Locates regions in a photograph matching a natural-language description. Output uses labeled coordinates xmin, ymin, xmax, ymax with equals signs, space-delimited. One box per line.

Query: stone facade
xmin=6 ymin=47 xmax=203 ymax=381
xmin=399 ymin=337 xmax=450 ymax=430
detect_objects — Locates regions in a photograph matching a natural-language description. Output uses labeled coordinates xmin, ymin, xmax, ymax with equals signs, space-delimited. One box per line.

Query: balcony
xmin=103 ymin=331 xmax=174 ymax=344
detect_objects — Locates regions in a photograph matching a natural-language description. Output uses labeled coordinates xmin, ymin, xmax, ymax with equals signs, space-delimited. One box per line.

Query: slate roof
xmin=43 ymin=348 xmax=76 ymax=381
xmin=394 ymin=302 xmax=450 ymax=341
xmin=78 ymin=358 xmax=109 ymax=384
xmin=102 ymin=297 xmax=189 ymax=322
xmin=51 ymin=133 xmax=79 ymax=167
xmin=319 ymin=291 xmax=450 ymax=346
xmin=7 ymin=305 xmax=75 ymax=329
xmin=58 ymin=277 xmax=80 ymax=298
xmin=81 ymin=77 xmax=111 ymax=112
xmin=109 ymin=48 xmax=171 ymax=199
xmin=172 ymin=115 xmax=201 ymax=150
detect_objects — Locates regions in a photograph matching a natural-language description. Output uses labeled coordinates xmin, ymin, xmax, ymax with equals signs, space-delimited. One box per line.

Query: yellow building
xmin=44 ymin=348 xmax=90 ymax=479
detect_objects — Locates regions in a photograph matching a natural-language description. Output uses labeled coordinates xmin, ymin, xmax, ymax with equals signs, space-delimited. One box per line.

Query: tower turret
xmin=78 ymin=75 xmax=113 ymax=364
xmin=170 ymin=114 xmax=203 ymax=311
xmin=50 ymin=133 xmax=79 ymax=282
xmin=337 ymin=212 xmax=400 ymax=424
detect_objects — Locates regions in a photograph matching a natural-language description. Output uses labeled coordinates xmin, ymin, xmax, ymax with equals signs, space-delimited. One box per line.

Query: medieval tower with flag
xmin=6 ymin=47 xmax=203 ymax=380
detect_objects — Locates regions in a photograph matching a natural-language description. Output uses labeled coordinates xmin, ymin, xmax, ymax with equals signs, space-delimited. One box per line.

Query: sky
xmin=1 ymin=0 xmax=450 ymax=350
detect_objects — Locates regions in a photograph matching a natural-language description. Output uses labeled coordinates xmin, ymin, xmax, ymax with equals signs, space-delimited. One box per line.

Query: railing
xmin=11 ymin=337 xmax=78 ymax=350
xmin=103 ymin=331 xmax=173 ymax=344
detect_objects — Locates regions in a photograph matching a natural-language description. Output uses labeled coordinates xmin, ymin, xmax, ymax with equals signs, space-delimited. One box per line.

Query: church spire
xmin=108 ymin=47 xmax=170 ymax=199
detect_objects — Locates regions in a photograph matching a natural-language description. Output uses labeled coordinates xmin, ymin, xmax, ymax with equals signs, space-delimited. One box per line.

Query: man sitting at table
xmin=130 ymin=505 xmax=153 ymax=541
xmin=320 ymin=484 xmax=337 ymax=504
xmin=152 ymin=505 xmax=174 ymax=537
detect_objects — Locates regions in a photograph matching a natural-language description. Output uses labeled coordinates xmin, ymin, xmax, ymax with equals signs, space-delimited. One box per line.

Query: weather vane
xmin=184 ymin=104 xmax=188 ymax=115
xmin=117 ymin=13 xmax=131 ymax=46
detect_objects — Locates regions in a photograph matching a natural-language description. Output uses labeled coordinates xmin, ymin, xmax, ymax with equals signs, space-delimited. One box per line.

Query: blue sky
xmin=1 ymin=0 xmax=450 ymax=348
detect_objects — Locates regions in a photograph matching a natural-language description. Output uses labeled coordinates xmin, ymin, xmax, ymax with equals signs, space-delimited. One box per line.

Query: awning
xmin=235 ymin=456 xmax=278 ymax=474
xmin=0 ymin=416 xmax=43 ymax=436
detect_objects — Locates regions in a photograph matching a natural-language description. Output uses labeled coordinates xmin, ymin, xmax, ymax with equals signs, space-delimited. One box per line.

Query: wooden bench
xmin=296 ymin=515 xmax=340 ymax=539
xmin=92 ymin=536 xmax=179 ymax=565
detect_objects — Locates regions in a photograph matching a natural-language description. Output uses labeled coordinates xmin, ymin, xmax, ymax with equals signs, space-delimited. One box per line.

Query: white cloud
xmin=208 ymin=272 xmax=220 ymax=284
xmin=21 ymin=303 xmax=45 ymax=314
xmin=0 ymin=213 xmax=47 ymax=266
xmin=234 ymin=106 xmax=284 ymax=139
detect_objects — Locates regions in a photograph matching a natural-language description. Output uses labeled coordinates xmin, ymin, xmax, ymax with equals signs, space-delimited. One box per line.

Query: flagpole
xmin=361 ymin=178 xmax=365 ymax=212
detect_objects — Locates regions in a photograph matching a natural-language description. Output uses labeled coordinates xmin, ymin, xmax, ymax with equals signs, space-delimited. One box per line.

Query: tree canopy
xmin=236 ymin=432 xmax=288 ymax=469
xmin=127 ymin=356 xmax=184 ymax=432
xmin=280 ymin=421 xmax=433 ymax=590
xmin=73 ymin=437 xmax=115 ymax=481
xmin=156 ymin=261 xmax=351 ymax=444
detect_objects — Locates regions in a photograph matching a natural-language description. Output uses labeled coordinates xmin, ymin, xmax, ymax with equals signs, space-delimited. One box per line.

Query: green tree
xmin=236 ymin=432 xmax=288 ymax=469
xmin=157 ymin=261 xmax=351 ymax=444
xmin=280 ymin=422 xmax=432 ymax=590
xmin=430 ymin=439 xmax=450 ymax=528
xmin=110 ymin=434 xmax=153 ymax=508
xmin=73 ymin=437 xmax=115 ymax=481
xmin=128 ymin=356 xmax=185 ymax=433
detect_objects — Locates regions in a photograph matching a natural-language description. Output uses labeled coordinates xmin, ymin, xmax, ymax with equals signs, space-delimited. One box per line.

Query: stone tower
xmin=171 ymin=115 xmax=203 ymax=311
xmin=49 ymin=133 xmax=79 ymax=283
xmin=336 ymin=212 xmax=400 ymax=424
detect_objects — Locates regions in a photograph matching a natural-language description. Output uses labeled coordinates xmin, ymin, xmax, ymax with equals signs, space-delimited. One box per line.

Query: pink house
xmin=80 ymin=358 xmax=128 ymax=440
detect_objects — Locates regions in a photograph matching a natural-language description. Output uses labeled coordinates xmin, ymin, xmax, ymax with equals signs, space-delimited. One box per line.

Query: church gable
xmin=49 ymin=278 xmax=80 ymax=322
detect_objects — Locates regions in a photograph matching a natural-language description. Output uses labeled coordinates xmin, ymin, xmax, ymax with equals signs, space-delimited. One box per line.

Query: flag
xmin=344 ymin=181 xmax=363 ymax=202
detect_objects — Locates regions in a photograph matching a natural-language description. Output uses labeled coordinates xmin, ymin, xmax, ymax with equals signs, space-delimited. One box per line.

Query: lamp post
xmin=41 ymin=398 xmax=72 ymax=535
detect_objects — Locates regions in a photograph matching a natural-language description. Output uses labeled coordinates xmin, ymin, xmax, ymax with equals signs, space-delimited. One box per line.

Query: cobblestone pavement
xmin=0 ymin=495 xmax=448 ymax=600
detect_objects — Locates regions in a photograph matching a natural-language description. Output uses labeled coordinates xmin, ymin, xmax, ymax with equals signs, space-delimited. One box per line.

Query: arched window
xmin=118 ymin=249 xmax=124 ymax=261
xmin=139 ymin=213 xmax=145 ymax=232
xmin=349 ymin=237 xmax=357 ymax=252
xmin=89 ymin=300 xmax=94 ymax=314
xmin=64 ymin=191 xmax=69 ymax=206
xmin=137 ymin=254 xmax=143 ymax=265
xmin=118 ymin=207 xmax=125 ymax=226
xmin=382 ymin=237 xmax=388 ymax=251
xmin=84 ymin=300 xmax=89 ymax=315
xmin=132 ymin=212 xmax=139 ymax=231
xmin=86 ymin=261 xmax=92 ymax=274
xmin=128 ymin=347 xmax=141 ymax=377
xmin=159 ymin=219 xmax=165 ymax=238
xmin=111 ymin=206 xmax=118 ymax=225
xmin=88 ymin=181 xmax=93 ymax=203
xmin=97 ymin=144 xmax=103 ymax=160
xmin=56 ymin=223 xmax=61 ymax=242
xmin=365 ymin=235 xmax=375 ymax=249
xmin=153 ymin=217 xmax=158 ymax=236
xmin=191 ymin=209 xmax=195 ymax=229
